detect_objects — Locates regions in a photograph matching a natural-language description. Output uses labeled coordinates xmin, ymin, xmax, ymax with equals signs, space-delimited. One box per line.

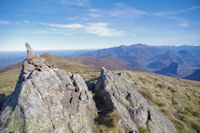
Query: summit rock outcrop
xmin=0 ymin=43 xmax=95 ymax=133
xmin=94 ymin=67 xmax=177 ymax=133
xmin=0 ymin=43 xmax=178 ymax=133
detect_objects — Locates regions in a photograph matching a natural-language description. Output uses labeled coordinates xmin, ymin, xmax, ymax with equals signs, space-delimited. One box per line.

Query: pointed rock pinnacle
xmin=25 ymin=42 xmax=35 ymax=60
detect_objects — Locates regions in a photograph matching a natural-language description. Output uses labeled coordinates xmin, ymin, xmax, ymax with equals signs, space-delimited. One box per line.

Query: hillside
xmin=81 ymin=44 xmax=200 ymax=80
xmin=0 ymin=63 xmax=22 ymax=95
xmin=154 ymin=62 xmax=179 ymax=77
xmin=0 ymin=53 xmax=95 ymax=95
xmin=148 ymin=50 xmax=200 ymax=69
xmin=127 ymin=71 xmax=200 ymax=133
xmin=81 ymin=44 xmax=165 ymax=66
xmin=185 ymin=69 xmax=200 ymax=81
xmin=66 ymin=56 xmax=147 ymax=72
xmin=0 ymin=44 xmax=178 ymax=133
xmin=0 ymin=51 xmax=200 ymax=133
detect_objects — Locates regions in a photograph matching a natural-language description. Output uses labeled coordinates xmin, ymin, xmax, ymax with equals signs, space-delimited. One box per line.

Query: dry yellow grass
xmin=127 ymin=71 xmax=200 ymax=133
xmin=0 ymin=54 xmax=200 ymax=133
xmin=41 ymin=53 xmax=92 ymax=72
xmin=0 ymin=53 xmax=95 ymax=95
xmin=0 ymin=63 xmax=22 ymax=95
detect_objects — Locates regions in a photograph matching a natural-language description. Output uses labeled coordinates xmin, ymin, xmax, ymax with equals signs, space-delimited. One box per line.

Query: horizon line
xmin=0 ymin=43 xmax=199 ymax=52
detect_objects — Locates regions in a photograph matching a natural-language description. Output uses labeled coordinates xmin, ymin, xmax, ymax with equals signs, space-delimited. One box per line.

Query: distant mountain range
xmin=66 ymin=56 xmax=147 ymax=72
xmin=185 ymin=69 xmax=200 ymax=81
xmin=0 ymin=44 xmax=199 ymax=81
xmin=80 ymin=44 xmax=200 ymax=81
xmin=0 ymin=50 xmax=93 ymax=69
xmin=1 ymin=47 xmax=200 ymax=133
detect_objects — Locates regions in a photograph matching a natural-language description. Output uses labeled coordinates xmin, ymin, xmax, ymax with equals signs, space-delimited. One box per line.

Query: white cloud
xmin=60 ymin=0 xmax=89 ymax=6
xmin=131 ymin=34 xmax=137 ymax=37
xmin=40 ymin=23 xmax=83 ymax=29
xmin=26 ymin=28 xmax=74 ymax=36
xmin=84 ymin=23 xmax=125 ymax=37
xmin=164 ymin=16 xmax=184 ymax=22
xmin=66 ymin=17 xmax=87 ymax=20
xmin=0 ymin=20 xmax=10 ymax=24
xmin=153 ymin=6 xmax=200 ymax=16
xmin=40 ymin=22 xmax=125 ymax=37
xmin=87 ymin=13 xmax=102 ymax=17
xmin=85 ymin=3 xmax=148 ymax=19
xmin=24 ymin=20 xmax=30 ymax=24
xmin=188 ymin=6 xmax=200 ymax=10
xmin=180 ymin=22 xmax=189 ymax=27
xmin=110 ymin=3 xmax=148 ymax=17
xmin=153 ymin=10 xmax=185 ymax=16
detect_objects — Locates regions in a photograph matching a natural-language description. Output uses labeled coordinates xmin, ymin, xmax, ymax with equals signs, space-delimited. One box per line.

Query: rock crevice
xmin=0 ymin=43 xmax=95 ymax=133
xmin=94 ymin=67 xmax=177 ymax=133
xmin=0 ymin=43 xmax=177 ymax=133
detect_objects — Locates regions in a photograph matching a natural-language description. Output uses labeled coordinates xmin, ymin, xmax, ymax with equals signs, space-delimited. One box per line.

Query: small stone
xmin=0 ymin=44 xmax=95 ymax=133
xmin=66 ymin=85 xmax=76 ymax=91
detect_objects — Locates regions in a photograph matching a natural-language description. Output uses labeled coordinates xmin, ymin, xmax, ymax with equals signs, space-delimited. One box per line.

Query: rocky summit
xmin=0 ymin=43 xmax=177 ymax=133
xmin=95 ymin=67 xmax=177 ymax=133
xmin=0 ymin=43 xmax=95 ymax=133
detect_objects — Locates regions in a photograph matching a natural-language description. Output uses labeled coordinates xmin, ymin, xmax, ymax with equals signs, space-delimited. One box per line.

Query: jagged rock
xmin=0 ymin=44 xmax=95 ymax=133
xmin=95 ymin=67 xmax=177 ymax=133
xmin=25 ymin=42 xmax=35 ymax=60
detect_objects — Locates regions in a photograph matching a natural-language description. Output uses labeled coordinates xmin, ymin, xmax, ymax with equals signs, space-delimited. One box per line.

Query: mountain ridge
xmin=0 ymin=43 xmax=179 ymax=133
xmin=0 ymin=44 xmax=199 ymax=132
xmin=80 ymin=44 xmax=200 ymax=80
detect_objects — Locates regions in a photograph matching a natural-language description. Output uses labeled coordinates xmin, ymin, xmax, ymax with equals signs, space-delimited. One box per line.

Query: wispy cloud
xmin=0 ymin=20 xmax=10 ymax=24
xmin=153 ymin=6 xmax=200 ymax=16
xmin=60 ymin=0 xmax=89 ymax=6
xmin=164 ymin=16 xmax=184 ymax=22
xmin=40 ymin=22 xmax=124 ymax=37
xmin=40 ymin=23 xmax=83 ymax=29
xmin=27 ymin=28 xmax=74 ymax=36
xmin=180 ymin=22 xmax=189 ymax=27
xmin=24 ymin=20 xmax=30 ymax=24
xmin=65 ymin=16 xmax=88 ymax=21
xmin=84 ymin=3 xmax=148 ymax=19
xmin=153 ymin=10 xmax=185 ymax=16
xmin=131 ymin=34 xmax=137 ymax=37
xmin=109 ymin=3 xmax=148 ymax=17
xmin=84 ymin=22 xmax=125 ymax=37
xmin=87 ymin=13 xmax=102 ymax=17
xmin=85 ymin=4 xmax=200 ymax=19
xmin=188 ymin=6 xmax=200 ymax=10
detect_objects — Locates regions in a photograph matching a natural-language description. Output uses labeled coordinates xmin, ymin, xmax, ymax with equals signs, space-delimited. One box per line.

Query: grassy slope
xmin=41 ymin=53 xmax=92 ymax=72
xmin=0 ymin=53 xmax=96 ymax=95
xmin=66 ymin=56 xmax=147 ymax=72
xmin=0 ymin=53 xmax=200 ymax=133
xmin=0 ymin=63 xmax=22 ymax=95
xmin=127 ymin=71 xmax=200 ymax=133
xmin=41 ymin=53 xmax=100 ymax=82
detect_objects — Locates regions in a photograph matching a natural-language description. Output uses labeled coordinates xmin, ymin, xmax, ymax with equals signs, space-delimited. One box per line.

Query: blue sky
xmin=0 ymin=0 xmax=200 ymax=50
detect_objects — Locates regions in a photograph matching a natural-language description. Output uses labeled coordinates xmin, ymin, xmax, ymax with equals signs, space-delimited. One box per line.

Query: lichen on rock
xmin=0 ymin=43 xmax=178 ymax=133
xmin=94 ymin=67 xmax=177 ymax=133
xmin=0 ymin=43 xmax=95 ymax=133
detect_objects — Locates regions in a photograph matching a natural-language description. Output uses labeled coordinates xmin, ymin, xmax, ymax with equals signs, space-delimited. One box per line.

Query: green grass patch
xmin=190 ymin=121 xmax=200 ymax=132
xmin=138 ymin=126 xmax=148 ymax=133
xmin=137 ymin=89 xmax=154 ymax=102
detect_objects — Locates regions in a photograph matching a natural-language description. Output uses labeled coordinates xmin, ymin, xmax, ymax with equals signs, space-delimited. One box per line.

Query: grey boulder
xmin=0 ymin=44 xmax=95 ymax=133
xmin=94 ymin=67 xmax=177 ymax=133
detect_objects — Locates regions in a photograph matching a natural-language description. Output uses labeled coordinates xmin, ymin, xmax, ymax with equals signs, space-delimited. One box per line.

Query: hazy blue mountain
xmin=1 ymin=44 xmax=199 ymax=81
xmin=184 ymin=69 xmax=200 ymax=81
xmin=154 ymin=62 xmax=179 ymax=76
xmin=0 ymin=50 xmax=94 ymax=69
xmin=80 ymin=44 xmax=200 ymax=80
xmin=81 ymin=44 xmax=166 ymax=66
